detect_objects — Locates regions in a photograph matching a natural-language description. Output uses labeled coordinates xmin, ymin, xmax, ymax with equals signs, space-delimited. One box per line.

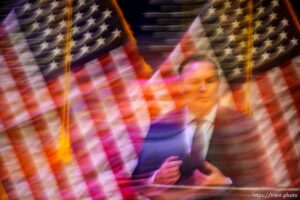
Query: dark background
xmin=118 ymin=0 xmax=299 ymax=36
xmin=1 ymin=0 xmax=298 ymax=68
xmin=0 ymin=0 xmax=298 ymax=34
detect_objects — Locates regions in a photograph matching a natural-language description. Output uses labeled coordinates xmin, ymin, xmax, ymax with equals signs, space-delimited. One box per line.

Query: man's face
xmin=180 ymin=60 xmax=220 ymax=117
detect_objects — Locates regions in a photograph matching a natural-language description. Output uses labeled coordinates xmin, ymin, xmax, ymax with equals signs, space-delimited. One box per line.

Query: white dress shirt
xmin=148 ymin=106 xmax=232 ymax=185
xmin=184 ymin=106 xmax=217 ymax=159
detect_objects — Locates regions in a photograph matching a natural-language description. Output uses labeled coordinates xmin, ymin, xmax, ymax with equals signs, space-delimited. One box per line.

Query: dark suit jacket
xmin=132 ymin=106 xmax=274 ymax=187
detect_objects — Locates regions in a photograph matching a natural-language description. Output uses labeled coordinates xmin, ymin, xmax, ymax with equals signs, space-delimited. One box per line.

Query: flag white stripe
xmin=69 ymin=79 xmax=114 ymax=199
xmin=20 ymin=125 xmax=60 ymax=200
xmin=87 ymin=59 xmax=135 ymax=174
xmin=0 ymin=58 xmax=51 ymax=198
xmin=41 ymin=104 xmax=88 ymax=198
xmin=0 ymin=135 xmax=33 ymax=199
xmin=252 ymin=81 xmax=291 ymax=186
xmin=111 ymin=47 xmax=150 ymax=136
xmin=269 ymin=67 xmax=300 ymax=161
xmin=4 ymin=18 xmax=65 ymax=199
xmin=0 ymin=56 xmax=31 ymax=130
xmin=2 ymin=11 xmax=86 ymax=198
xmin=4 ymin=12 xmax=83 ymax=198
xmin=68 ymin=78 xmax=108 ymax=199
xmin=149 ymin=72 xmax=177 ymax=115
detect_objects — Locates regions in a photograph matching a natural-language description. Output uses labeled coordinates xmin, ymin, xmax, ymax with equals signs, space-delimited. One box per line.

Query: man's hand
xmin=153 ymin=156 xmax=182 ymax=185
xmin=194 ymin=161 xmax=232 ymax=186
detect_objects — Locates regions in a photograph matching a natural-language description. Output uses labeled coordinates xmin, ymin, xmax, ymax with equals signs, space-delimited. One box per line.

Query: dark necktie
xmin=190 ymin=120 xmax=205 ymax=170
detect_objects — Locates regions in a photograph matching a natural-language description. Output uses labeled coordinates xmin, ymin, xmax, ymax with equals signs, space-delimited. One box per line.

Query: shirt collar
xmin=186 ymin=105 xmax=218 ymax=124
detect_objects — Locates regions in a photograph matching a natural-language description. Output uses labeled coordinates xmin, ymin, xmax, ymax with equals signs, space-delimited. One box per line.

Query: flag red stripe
xmin=98 ymin=54 xmax=143 ymax=153
xmin=0 ymin=151 xmax=19 ymax=199
xmin=0 ymin=28 xmax=77 ymax=199
xmin=0 ymin=91 xmax=46 ymax=199
xmin=122 ymin=42 xmax=162 ymax=119
xmin=123 ymin=42 xmax=151 ymax=79
xmin=0 ymin=36 xmax=62 ymax=200
xmin=280 ymin=61 xmax=300 ymax=119
xmin=255 ymin=74 xmax=300 ymax=186
xmin=46 ymin=77 xmax=108 ymax=199
xmin=279 ymin=61 xmax=300 ymax=186
xmin=142 ymin=83 xmax=162 ymax=118
xmin=73 ymin=65 xmax=137 ymax=199
xmin=69 ymin=120 xmax=107 ymax=199
xmin=179 ymin=34 xmax=198 ymax=58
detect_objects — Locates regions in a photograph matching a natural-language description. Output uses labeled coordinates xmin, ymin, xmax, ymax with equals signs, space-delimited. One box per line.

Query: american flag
xmin=142 ymin=0 xmax=300 ymax=187
xmin=1 ymin=0 xmax=300 ymax=200
xmin=0 ymin=0 xmax=151 ymax=199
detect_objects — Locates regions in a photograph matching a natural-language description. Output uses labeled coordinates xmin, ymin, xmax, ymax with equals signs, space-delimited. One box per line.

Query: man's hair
xmin=178 ymin=54 xmax=221 ymax=77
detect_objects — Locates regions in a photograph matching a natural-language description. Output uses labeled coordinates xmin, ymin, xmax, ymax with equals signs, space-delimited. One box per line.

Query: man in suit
xmin=132 ymin=54 xmax=274 ymax=195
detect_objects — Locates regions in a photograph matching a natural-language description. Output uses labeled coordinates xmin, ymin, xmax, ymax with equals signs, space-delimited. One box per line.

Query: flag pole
xmin=245 ymin=0 xmax=253 ymax=115
xmin=58 ymin=0 xmax=73 ymax=163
